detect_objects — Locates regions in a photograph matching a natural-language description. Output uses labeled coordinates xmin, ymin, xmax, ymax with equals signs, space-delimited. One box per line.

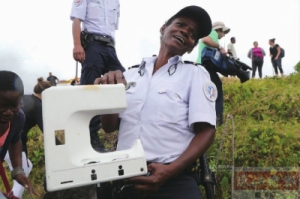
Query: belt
xmin=109 ymin=162 xmax=201 ymax=198
xmin=91 ymin=34 xmax=115 ymax=47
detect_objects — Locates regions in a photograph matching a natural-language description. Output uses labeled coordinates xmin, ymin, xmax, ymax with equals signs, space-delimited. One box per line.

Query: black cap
xmin=166 ymin=6 xmax=212 ymax=40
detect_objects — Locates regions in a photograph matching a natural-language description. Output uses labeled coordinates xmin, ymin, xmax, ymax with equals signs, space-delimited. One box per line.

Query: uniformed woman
xmin=96 ymin=6 xmax=217 ymax=199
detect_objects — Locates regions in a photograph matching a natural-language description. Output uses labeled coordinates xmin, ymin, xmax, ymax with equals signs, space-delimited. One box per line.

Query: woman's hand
xmin=94 ymin=70 xmax=126 ymax=85
xmin=127 ymin=163 xmax=174 ymax=197
xmin=14 ymin=174 xmax=39 ymax=196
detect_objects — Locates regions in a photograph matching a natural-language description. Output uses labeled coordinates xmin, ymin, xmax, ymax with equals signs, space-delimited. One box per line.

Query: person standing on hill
xmin=70 ymin=0 xmax=125 ymax=152
xmin=196 ymin=21 xmax=230 ymax=125
xmin=248 ymin=41 xmax=266 ymax=78
xmin=47 ymin=72 xmax=59 ymax=86
xmin=227 ymin=37 xmax=238 ymax=60
xmin=269 ymin=38 xmax=284 ymax=77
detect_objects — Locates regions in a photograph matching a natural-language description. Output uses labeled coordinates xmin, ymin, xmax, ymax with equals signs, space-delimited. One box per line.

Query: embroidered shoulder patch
xmin=203 ymin=82 xmax=218 ymax=102
xmin=74 ymin=0 xmax=82 ymax=7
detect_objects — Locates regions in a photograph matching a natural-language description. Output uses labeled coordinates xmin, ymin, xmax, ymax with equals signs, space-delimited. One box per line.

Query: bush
xmin=2 ymin=67 xmax=300 ymax=198
xmin=294 ymin=61 xmax=300 ymax=72
xmin=207 ymin=72 xmax=300 ymax=198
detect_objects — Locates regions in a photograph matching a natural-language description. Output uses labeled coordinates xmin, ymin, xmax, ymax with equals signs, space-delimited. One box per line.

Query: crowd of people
xmin=0 ymin=1 xmax=286 ymax=199
xmin=224 ymin=36 xmax=285 ymax=79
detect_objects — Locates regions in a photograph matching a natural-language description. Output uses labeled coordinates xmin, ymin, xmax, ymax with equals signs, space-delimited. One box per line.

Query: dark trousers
xmin=271 ymin=58 xmax=283 ymax=74
xmin=205 ymin=64 xmax=224 ymax=125
xmin=131 ymin=174 xmax=202 ymax=199
xmin=252 ymin=59 xmax=264 ymax=78
xmin=80 ymin=41 xmax=125 ymax=142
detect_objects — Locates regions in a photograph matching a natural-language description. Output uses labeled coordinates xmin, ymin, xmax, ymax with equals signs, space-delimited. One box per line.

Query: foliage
xmin=294 ymin=61 xmax=300 ymax=73
xmin=207 ymin=72 xmax=300 ymax=198
xmin=2 ymin=70 xmax=300 ymax=198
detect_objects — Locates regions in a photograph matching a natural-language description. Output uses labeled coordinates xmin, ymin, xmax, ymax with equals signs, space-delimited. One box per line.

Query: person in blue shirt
xmin=70 ymin=0 xmax=125 ymax=153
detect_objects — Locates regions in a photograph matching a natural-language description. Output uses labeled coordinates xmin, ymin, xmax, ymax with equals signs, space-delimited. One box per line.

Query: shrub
xmin=294 ymin=61 xmax=300 ymax=72
xmin=2 ymin=67 xmax=300 ymax=198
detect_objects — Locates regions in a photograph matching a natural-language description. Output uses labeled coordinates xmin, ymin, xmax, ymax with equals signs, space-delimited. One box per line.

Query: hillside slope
xmin=2 ymin=72 xmax=300 ymax=198
xmin=211 ymin=73 xmax=300 ymax=168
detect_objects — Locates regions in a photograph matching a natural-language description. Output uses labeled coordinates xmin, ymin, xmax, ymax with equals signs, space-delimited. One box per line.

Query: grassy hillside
xmin=1 ymin=71 xmax=300 ymax=198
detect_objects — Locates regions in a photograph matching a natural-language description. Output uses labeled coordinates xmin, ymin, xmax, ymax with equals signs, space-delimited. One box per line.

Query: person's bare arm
xmin=247 ymin=49 xmax=252 ymax=59
xmin=101 ymin=115 xmax=120 ymax=133
xmin=202 ymin=36 xmax=226 ymax=54
xmin=72 ymin=18 xmax=85 ymax=62
xmin=9 ymin=140 xmax=39 ymax=196
xmin=94 ymin=71 xmax=126 ymax=133
xmin=8 ymin=140 xmax=22 ymax=169
xmin=275 ymin=46 xmax=281 ymax=60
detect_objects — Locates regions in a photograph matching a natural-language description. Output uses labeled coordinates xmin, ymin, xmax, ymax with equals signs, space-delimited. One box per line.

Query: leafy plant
xmin=2 ymin=63 xmax=300 ymax=198
xmin=294 ymin=61 xmax=300 ymax=72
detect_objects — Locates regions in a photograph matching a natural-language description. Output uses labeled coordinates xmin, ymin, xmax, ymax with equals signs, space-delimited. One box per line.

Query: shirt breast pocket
xmin=87 ymin=1 xmax=103 ymax=21
xmin=125 ymin=86 xmax=141 ymax=108
xmin=157 ymin=83 xmax=188 ymax=124
xmin=120 ymin=86 xmax=140 ymax=120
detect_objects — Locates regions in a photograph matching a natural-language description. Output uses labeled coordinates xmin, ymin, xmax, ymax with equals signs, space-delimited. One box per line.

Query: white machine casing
xmin=43 ymin=84 xmax=147 ymax=191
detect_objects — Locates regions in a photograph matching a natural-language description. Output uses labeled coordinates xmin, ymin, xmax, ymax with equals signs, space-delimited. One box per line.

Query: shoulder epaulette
xmin=128 ymin=64 xmax=139 ymax=70
xmin=183 ymin=61 xmax=199 ymax=66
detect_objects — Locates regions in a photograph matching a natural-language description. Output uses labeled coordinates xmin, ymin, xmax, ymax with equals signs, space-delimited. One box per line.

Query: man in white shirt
xmin=227 ymin=37 xmax=238 ymax=60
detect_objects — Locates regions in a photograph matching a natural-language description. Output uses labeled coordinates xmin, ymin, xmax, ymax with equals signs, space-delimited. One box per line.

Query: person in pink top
xmin=247 ymin=41 xmax=266 ymax=78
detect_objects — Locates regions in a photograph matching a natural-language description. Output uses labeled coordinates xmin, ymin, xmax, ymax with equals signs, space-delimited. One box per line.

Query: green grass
xmin=2 ymin=70 xmax=300 ymax=198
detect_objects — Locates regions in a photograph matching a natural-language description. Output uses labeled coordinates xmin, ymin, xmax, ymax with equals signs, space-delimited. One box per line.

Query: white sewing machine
xmin=42 ymin=84 xmax=147 ymax=191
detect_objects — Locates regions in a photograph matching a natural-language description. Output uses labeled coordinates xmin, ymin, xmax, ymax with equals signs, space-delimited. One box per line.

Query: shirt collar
xmin=141 ymin=55 xmax=182 ymax=66
xmin=167 ymin=55 xmax=182 ymax=65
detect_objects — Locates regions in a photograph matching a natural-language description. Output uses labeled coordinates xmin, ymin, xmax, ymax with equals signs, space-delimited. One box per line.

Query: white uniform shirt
xmin=227 ymin=42 xmax=238 ymax=59
xmin=118 ymin=56 xmax=217 ymax=163
xmin=70 ymin=0 xmax=120 ymax=40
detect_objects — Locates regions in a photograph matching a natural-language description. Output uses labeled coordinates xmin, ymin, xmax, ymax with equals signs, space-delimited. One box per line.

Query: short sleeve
xmin=11 ymin=109 xmax=25 ymax=143
xmin=35 ymin=103 xmax=44 ymax=132
xmin=247 ymin=49 xmax=252 ymax=58
xmin=261 ymin=48 xmax=266 ymax=56
xmin=115 ymin=3 xmax=120 ymax=30
xmin=70 ymin=0 xmax=87 ymax=21
xmin=209 ymin=30 xmax=219 ymax=43
xmin=188 ymin=66 xmax=216 ymax=131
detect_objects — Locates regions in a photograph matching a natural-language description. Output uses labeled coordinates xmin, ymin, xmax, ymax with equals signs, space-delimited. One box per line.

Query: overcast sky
xmin=0 ymin=0 xmax=299 ymax=94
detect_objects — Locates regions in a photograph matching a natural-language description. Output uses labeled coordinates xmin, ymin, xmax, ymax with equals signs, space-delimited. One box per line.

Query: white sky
xmin=0 ymin=0 xmax=299 ymax=94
